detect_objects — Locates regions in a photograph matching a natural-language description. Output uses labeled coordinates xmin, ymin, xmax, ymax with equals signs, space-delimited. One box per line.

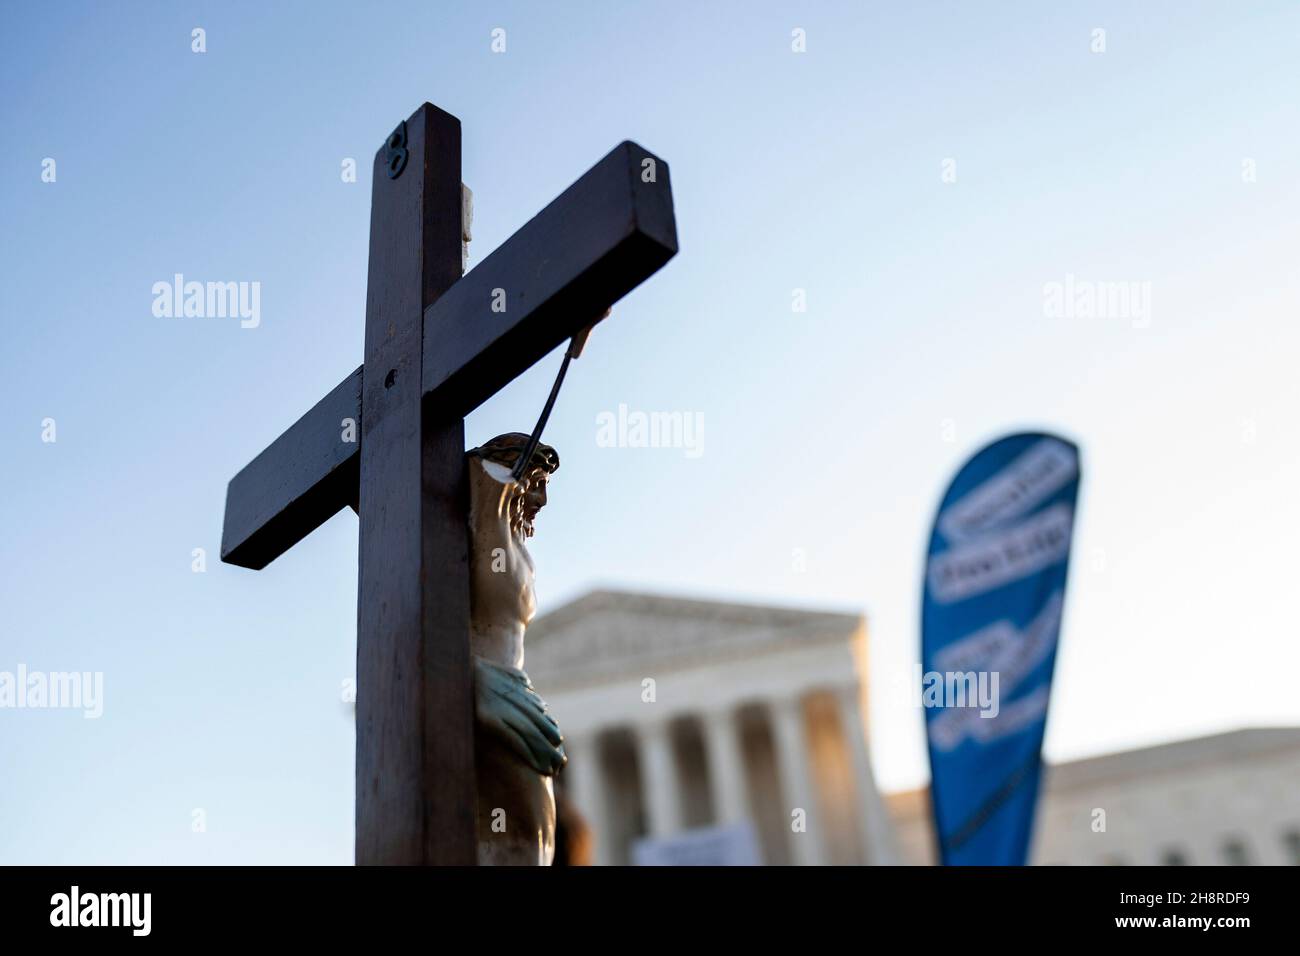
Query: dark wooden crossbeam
xmin=219 ymin=102 xmax=677 ymax=866
xmin=422 ymin=140 xmax=676 ymax=415
xmin=220 ymin=366 xmax=362 ymax=571
xmin=221 ymin=141 xmax=676 ymax=572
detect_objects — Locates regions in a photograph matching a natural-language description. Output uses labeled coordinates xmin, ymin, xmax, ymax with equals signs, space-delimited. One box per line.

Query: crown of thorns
xmin=468 ymin=432 xmax=559 ymax=475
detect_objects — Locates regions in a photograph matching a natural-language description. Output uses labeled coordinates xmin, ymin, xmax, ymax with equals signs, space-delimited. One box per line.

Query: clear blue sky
xmin=3 ymin=1 xmax=1298 ymax=863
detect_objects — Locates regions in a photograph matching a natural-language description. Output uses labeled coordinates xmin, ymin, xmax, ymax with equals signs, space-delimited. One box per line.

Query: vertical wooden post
xmin=355 ymin=104 xmax=476 ymax=865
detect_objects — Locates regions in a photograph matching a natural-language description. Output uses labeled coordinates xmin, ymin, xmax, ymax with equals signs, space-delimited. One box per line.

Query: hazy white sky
xmin=2 ymin=1 xmax=1298 ymax=863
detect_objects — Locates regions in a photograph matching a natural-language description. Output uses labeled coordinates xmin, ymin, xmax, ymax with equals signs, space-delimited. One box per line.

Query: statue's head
xmin=467 ymin=432 xmax=559 ymax=539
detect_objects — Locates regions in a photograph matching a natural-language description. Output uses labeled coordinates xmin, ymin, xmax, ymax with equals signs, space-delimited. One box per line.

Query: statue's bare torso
xmin=469 ymin=458 xmax=534 ymax=669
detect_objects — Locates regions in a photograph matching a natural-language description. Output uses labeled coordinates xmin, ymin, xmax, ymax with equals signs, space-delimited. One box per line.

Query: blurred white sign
xmin=632 ymin=822 xmax=761 ymax=866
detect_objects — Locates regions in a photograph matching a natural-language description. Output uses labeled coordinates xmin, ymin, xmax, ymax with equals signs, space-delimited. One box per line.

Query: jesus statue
xmin=466 ymin=432 xmax=567 ymax=865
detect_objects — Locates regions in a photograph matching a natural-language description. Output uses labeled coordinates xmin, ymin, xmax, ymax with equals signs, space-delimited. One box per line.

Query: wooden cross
xmin=220 ymin=103 xmax=677 ymax=865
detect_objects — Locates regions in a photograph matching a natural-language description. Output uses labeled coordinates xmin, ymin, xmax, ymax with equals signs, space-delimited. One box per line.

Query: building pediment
xmin=526 ymin=590 xmax=862 ymax=688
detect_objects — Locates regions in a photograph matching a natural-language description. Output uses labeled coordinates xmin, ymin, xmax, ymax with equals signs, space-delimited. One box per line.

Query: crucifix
xmin=220 ymin=103 xmax=677 ymax=864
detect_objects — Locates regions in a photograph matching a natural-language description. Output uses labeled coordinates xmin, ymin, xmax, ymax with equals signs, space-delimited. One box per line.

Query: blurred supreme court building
xmin=530 ymin=590 xmax=1300 ymax=866
xmin=531 ymin=590 xmax=897 ymax=865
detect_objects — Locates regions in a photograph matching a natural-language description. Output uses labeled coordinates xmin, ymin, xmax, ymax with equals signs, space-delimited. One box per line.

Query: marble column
xmin=564 ymin=730 xmax=612 ymax=865
xmin=701 ymin=705 xmax=749 ymax=826
xmin=635 ymin=718 xmax=682 ymax=837
xmin=768 ymin=694 xmax=827 ymax=866
xmin=835 ymin=683 xmax=900 ymax=865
